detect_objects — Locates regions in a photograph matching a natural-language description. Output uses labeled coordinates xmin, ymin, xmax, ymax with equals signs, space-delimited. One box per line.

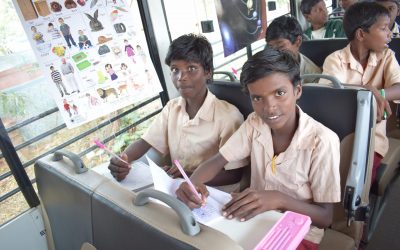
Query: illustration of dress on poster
xmin=13 ymin=0 xmax=162 ymax=128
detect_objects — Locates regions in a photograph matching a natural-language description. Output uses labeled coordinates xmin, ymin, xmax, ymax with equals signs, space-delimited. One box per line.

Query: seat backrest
xmin=299 ymin=39 xmax=348 ymax=67
xmin=208 ymin=81 xmax=375 ymax=248
xmin=34 ymin=153 xmax=107 ymax=250
xmin=35 ymin=152 xmax=242 ymax=250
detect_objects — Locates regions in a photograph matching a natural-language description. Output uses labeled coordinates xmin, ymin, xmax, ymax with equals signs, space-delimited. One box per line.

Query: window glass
xmin=164 ymin=0 xmax=291 ymax=79
xmin=0 ymin=0 xmax=161 ymax=225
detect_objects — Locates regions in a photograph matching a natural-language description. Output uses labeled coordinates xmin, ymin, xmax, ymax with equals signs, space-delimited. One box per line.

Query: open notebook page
xmin=93 ymin=161 xmax=153 ymax=191
xmin=146 ymin=156 xmax=231 ymax=225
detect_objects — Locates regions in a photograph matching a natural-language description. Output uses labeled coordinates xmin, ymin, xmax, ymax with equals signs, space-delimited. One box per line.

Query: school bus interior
xmin=2 ymin=0 xmax=400 ymax=249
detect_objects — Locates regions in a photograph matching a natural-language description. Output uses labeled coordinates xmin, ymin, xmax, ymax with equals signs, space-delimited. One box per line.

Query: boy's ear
xmin=355 ymin=28 xmax=365 ymax=42
xmin=295 ymin=83 xmax=302 ymax=100
xmin=294 ymin=35 xmax=302 ymax=48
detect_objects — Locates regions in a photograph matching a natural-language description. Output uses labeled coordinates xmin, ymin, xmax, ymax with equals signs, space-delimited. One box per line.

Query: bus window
xmin=163 ymin=0 xmax=292 ymax=81
xmin=0 ymin=0 xmax=162 ymax=225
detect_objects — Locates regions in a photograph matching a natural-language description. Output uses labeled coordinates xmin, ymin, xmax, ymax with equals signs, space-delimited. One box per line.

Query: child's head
xmin=58 ymin=18 xmax=64 ymax=23
xmin=375 ymin=0 xmax=400 ymax=28
xmin=124 ymin=39 xmax=128 ymax=44
xmin=78 ymin=30 xmax=84 ymax=35
xmin=265 ymin=16 xmax=303 ymax=56
xmin=165 ymin=34 xmax=213 ymax=99
xmin=31 ymin=26 xmax=37 ymax=32
xmin=344 ymin=1 xmax=391 ymax=49
xmin=105 ymin=64 xmax=112 ymax=71
xmin=50 ymin=66 xmax=54 ymax=71
xmin=300 ymin=0 xmax=328 ymax=27
xmin=120 ymin=63 xmax=127 ymax=70
xmin=165 ymin=33 xmax=213 ymax=76
xmin=240 ymin=47 xmax=302 ymax=130
xmin=48 ymin=23 xmax=54 ymax=29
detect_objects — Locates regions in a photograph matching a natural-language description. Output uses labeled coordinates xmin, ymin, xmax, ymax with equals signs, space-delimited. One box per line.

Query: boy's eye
xmin=276 ymin=90 xmax=286 ymax=96
xmin=252 ymin=96 xmax=262 ymax=102
xmin=188 ymin=66 xmax=198 ymax=72
xmin=171 ymin=68 xmax=178 ymax=73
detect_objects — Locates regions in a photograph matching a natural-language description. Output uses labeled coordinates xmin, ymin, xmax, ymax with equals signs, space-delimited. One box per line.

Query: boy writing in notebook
xmin=108 ymin=34 xmax=246 ymax=186
xmin=176 ymin=47 xmax=341 ymax=249
xmin=321 ymin=1 xmax=400 ymax=185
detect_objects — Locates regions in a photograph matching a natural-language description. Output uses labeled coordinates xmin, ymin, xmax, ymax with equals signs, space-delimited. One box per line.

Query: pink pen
xmin=173 ymin=159 xmax=203 ymax=202
xmin=93 ymin=139 xmax=129 ymax=165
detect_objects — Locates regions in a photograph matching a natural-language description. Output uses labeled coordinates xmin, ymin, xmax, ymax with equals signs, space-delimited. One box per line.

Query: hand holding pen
xmin=94 ymin=139 xmax=131 ymax=181
xmin=174 ymin=160 xmax=208 ymax=208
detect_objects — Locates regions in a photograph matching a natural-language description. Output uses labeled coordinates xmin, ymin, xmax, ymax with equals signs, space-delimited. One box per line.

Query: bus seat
xmin=35 ymin=150 xmax=243 ymax=250
xmin=34 ymin=150 xmax=108 ymax=250
xmin=299 ymin=39 xmax=348 ymax=68
xmin=208 ymin=80 xmax=375 ymax=249
xmin=299 ymin=84 xmax=375 ymax=250
xmin=91 ymin=179 xmax=241 ymax=250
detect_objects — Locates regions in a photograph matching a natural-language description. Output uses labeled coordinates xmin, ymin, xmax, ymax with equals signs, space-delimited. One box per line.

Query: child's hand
xmin=222 ymin=188 xmax=281 ymax=222
xmin=108 ymin=153 xmax=130 ymax=181
xmin=364 ymin=85 xmax=392 ymax=122
xmin=161 ymin=164 xmax=194 ymax=178
xmin=176 ymin=182 xmax=208 ymax=209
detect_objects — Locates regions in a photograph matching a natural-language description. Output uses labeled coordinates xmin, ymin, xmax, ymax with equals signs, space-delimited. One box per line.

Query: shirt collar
xmin=253 ymin=106 xmax=316 ymax=160
xmin=342 ymin=44 xmax=383 ymax=71
xmin=177 ymin=89 xmax=216 ymax=123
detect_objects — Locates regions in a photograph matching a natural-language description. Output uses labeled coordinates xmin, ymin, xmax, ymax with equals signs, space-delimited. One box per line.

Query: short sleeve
xmin=320 ymin=52 xmax=344 ymax=85
xmin=218 ymin=108 xmax=248 ymax=169
xmin=219 ymin=119 xmax=253 ymax=170
xmin=383 ymin=49 xmax=400 ymax=88
xmin=142 ymin=102 xmax=170 ymax=155
xmin=309 ymin=130 xmax=341 ymax=202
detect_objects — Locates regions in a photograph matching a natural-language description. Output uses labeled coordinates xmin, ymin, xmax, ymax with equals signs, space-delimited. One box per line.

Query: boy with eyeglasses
xmin=109 ymin=34 xmax=247 ymax=188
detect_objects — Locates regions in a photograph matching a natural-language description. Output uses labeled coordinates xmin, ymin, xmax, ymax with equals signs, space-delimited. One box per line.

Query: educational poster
xmin=13 ymin=0 xmax=162 ymax=128
xmin=215 ymin=0 xmax=267 ymax=57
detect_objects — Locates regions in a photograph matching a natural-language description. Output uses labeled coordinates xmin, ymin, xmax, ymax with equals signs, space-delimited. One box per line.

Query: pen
xmin=173 ymin=159 xmax=203 ymax=202
xmin=93 ymin=139 xmax=130 ymax=165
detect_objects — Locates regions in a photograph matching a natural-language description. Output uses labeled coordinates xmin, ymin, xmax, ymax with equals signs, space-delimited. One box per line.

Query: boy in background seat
xmin=301 ymin=0 xmax=346 ymax=39
xmin=376 ymin=0 xmax=400 ymax=37
xmin=321 ymin=1 xmax=400 ymax=185
xmin=265 ymin=15 xmax=321 ymax=81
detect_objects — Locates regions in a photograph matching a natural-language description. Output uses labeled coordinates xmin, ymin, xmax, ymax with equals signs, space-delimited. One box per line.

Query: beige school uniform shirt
xmin=142 ymin=90 xmax=247 ymax=171
xmin=300 ymin=53 xmax=322 ymax=83
xmin=220 ymin=107 xmax=341 ymax=244
xmin=321 ymin=44 xmax=400 ymax=157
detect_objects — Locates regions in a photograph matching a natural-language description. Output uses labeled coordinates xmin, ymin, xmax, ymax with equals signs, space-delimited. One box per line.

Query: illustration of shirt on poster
xmin=13 ymin=0 xmax=162 ymax=128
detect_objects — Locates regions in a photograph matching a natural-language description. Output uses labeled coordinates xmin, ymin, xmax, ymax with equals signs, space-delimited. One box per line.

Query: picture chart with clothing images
xmin=13 ymin=0 xmax=162 ymax=128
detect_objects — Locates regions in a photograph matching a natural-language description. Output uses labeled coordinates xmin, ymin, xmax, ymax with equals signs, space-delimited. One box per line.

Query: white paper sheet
xmin=146 ymin=156 xmax=232 ymax=225
xmin=94 ymin=161 xmax=153 ymax=192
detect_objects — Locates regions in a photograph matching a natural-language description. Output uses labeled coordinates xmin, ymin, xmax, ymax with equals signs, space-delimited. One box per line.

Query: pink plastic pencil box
xmin=254 ymin=211 xmax=311 ymax=250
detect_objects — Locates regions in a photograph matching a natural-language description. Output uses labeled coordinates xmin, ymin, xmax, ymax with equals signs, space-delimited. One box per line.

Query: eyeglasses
xmin=170 ymin=66 xmax=200 ymax=79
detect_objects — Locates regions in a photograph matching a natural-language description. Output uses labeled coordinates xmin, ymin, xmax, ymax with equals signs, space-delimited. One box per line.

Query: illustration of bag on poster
xmin=13 ymin=0 xmax=162 ymax=128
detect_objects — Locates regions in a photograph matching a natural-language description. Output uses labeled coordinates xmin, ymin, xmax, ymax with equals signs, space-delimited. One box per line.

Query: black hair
xmin=375 ymin=0 xmax=400 ymax=7
xmin=164 ymin=33 xmax=213 ymax=75
xmin=240 ymin=47 xmax=300 ymax=93
xmin=300 ymin=0 xmax=322 ymax=15
xmin=344 ymin=1 xmax=390 ymax=40
xmin=265 ymin=15 xmax=303 ymax=44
